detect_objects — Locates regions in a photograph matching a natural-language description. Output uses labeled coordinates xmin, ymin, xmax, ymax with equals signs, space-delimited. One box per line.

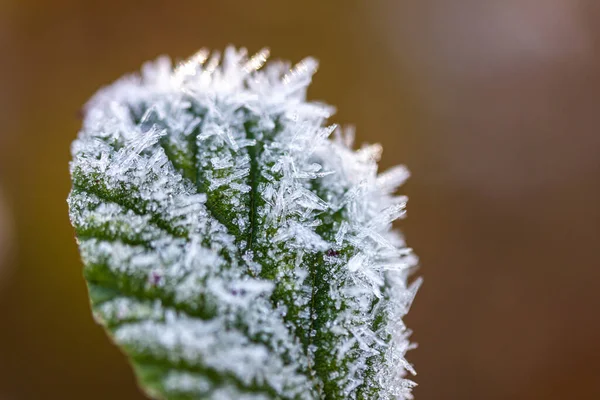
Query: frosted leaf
xmin=68 ymin=46 xmax=420 ymax=400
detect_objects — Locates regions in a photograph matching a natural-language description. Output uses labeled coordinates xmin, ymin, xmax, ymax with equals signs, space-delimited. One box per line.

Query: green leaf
xmin=68 ymin=47 xmax=421 ymax=400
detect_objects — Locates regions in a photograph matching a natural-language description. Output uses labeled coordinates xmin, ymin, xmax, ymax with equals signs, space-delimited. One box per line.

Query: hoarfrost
xmin=68 ymin=46 xmax=420 ymax=400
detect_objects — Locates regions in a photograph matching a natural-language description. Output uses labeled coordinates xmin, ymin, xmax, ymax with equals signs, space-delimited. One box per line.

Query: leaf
xmin=68 ymin=47 xmax=421 ymax=400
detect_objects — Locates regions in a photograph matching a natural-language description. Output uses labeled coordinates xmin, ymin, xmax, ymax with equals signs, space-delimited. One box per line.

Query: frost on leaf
xmin=68 ymin=46 xmax=421 ymax=400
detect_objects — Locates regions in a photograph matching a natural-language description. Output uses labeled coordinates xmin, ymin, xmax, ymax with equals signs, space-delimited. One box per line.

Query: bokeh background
xmin=1 ymin=1 xmax=600 ymax=399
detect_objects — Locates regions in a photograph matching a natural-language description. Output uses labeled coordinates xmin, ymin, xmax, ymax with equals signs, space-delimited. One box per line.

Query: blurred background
xmin=1 ymin=1 xmax=599 ymax=399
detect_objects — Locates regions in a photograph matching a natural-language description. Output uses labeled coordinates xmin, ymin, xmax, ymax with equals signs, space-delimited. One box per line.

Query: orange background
xmin=1 ymin=1 xmax=599 ymax=399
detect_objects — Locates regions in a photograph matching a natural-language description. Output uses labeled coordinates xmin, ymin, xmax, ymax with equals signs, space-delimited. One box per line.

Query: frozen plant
xmin=68 ymin=47 xmax=421 ymax=400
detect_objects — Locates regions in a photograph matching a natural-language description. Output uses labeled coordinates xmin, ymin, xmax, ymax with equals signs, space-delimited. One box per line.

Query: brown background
xmin=1 ymin=1 xmax=599 ymax=399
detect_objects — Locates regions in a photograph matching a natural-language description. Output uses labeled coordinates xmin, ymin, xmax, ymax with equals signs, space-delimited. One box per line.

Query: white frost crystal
xmin=68 ymin=47 xmax=421 ymax=400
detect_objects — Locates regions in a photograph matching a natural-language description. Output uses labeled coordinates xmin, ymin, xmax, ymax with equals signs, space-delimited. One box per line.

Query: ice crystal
xmin=68 ymin=46 xmax=421 ymax=400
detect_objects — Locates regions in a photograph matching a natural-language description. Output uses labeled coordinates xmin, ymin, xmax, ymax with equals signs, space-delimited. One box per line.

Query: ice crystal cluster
xmin=68 ymin=47 xmax=421 ymax=400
